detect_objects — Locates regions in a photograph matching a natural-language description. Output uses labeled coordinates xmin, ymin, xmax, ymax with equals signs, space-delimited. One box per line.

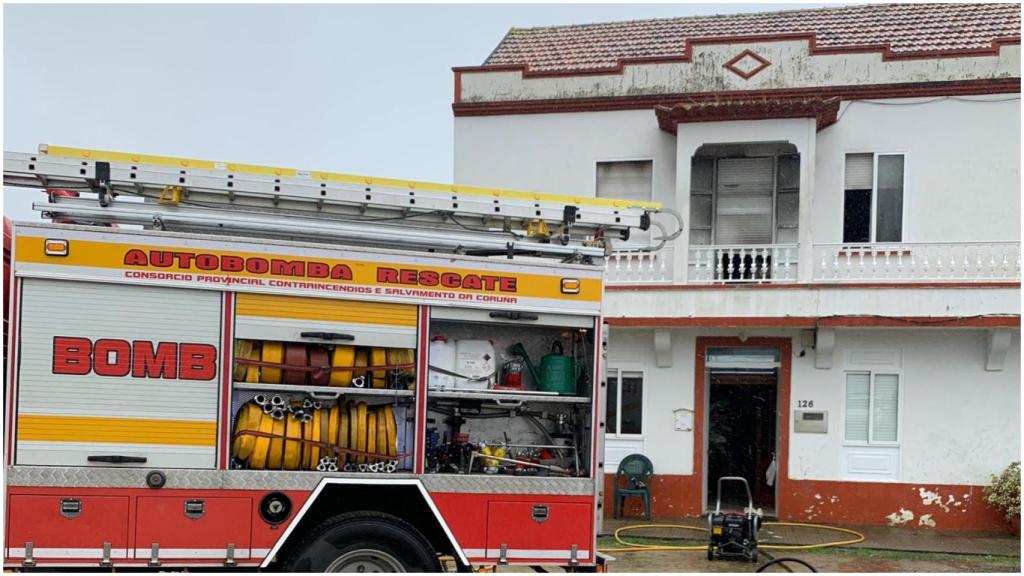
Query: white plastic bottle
xmin=428 ymin=336 xmax=456 ymax=390
xmin=454 ymin=339 xmax=496 ymax=390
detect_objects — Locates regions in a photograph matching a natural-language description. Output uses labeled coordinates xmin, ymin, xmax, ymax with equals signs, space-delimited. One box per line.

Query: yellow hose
xmin=598 ymin=522 xmax=865 ymax=553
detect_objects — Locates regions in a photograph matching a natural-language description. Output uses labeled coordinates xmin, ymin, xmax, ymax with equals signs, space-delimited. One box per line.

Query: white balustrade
xmin=813 ymin=242 xmax=1021 ymax=282
xmin=604 ymin=245 xmax=672 ymax=284
xmin=687 ymin=244 xmax=798 ymax=284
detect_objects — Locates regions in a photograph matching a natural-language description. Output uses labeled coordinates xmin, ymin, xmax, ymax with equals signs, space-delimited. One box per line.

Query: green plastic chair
xmin=614 ymin=453 xmax=653 ymax=520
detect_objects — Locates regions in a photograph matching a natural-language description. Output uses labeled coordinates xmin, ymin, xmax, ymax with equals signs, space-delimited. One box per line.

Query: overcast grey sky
xmin=4 ymin=3 xmax=826 ymax=221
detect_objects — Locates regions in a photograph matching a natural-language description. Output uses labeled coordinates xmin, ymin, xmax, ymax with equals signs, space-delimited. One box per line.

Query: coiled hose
xmin=599 ymin=522 xmax=864 ymax=553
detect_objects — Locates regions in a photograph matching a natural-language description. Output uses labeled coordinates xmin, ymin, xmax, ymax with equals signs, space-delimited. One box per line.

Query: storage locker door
xmin=15 ymin=279 xmax=221 ymax=468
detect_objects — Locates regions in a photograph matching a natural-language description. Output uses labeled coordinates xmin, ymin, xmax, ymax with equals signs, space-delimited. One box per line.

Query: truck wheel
xmin=707 ymin=544 xmax=714 ymax=561
xmin=283 ymin=511 xmax=442 ymax=572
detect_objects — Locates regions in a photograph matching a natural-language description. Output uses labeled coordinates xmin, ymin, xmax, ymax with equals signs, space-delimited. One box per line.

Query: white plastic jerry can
xmin=454 ymin=339 xmax=496 ymax=390
xmin=428 ymin=336 xmax=456 ymax=390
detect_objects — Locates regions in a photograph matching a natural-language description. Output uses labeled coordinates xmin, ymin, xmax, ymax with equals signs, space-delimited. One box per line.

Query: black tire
xmin=749 ymin=547 xmax=759 ymax=563
xmin=282 ymin=511 xmax=443 ymax=572
xmin=707 ymin=544 xmax=714 ymax=561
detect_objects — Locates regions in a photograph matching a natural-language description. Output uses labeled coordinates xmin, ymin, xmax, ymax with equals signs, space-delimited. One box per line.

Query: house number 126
xmin=797 ymin=400 xmax=814 ymax=408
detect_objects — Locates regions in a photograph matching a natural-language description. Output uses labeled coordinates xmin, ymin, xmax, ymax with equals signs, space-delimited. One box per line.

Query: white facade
xmin=451 ymin=12 xmax=1021 ymax=527
xmin=605 ymin=328 xmax=1021 ymax=484
xmin=456 ymin=96 xmax=1022 ymax=258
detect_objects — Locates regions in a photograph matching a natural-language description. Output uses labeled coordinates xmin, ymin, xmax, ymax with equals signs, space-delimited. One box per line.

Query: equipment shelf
xmin=233 ymin=382 xmax=414 ymax=398
xmin=429 ymin=390 xmax=591 ymax=404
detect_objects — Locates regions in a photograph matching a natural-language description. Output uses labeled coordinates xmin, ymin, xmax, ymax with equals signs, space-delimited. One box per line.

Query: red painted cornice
xmin=605 ymin=315 xmax=1021 ymax=328
xmin=654 ymin=97 xmax=841 ymax=133
xmin=453 ymin=33 xmax=1020 ymax=79
xmin=453 ymin=78 xmax=1021 ymax=117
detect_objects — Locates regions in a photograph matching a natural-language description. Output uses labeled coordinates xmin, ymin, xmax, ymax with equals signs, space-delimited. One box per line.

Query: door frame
xmin=693 ymin=336 xmax=792 ymax=516
xmin=704 ymin=356 xmax=780 ymax=513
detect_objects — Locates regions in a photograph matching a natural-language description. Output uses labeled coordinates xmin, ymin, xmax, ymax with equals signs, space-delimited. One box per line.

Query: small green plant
xmin=984 ymin=461 xmax=1021 ymax=520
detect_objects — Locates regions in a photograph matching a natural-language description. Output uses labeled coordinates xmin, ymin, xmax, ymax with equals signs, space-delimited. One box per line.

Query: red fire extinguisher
xmin=499 ymin=357 xmax=525 ymax=389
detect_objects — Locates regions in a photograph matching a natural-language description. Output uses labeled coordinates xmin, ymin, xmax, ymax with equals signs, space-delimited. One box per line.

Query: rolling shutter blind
xmin=596 ymin=161 xmax=652 ymax=202
xmin=597 ymin=160 xmax=652 ymax=246
xmin=845 ymin=373 xmax=870 ymax=442
xmin=872 ymin=374 xmax=900 ymax=442
xmin=844 ymin=154 xmax=874 ymax=189
xmin=715 ymin=158 xmax=773 ymax=244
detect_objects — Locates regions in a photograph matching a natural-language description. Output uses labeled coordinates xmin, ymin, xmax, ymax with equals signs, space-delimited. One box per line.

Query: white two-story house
xmin=452 ymin=3 xmax=1021 ymax=530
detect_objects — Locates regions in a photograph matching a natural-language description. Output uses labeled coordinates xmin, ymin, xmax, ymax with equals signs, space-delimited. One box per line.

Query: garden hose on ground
xmin=599 ymin=522 xmax=865 ymax=553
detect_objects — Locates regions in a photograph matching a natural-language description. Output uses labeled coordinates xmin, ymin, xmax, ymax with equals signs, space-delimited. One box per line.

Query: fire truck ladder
xmin=4 ymin=145 xmax=681 ymax=261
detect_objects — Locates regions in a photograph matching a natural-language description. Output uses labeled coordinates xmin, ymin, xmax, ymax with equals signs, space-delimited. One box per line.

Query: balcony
xmin=604 ymin=245 xmax=673 ymax=285
xmin=687 ymin=244 xmax=798 ymax=284
xmin=605 ymin=241 xmax=1021 ymax=285
xmin=813 ymin=242 xmax=1021 ymax=283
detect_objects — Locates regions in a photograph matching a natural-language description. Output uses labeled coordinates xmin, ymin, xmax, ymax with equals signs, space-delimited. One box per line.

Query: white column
xmin=797 ymin=118 xmax=817 ymax=283
xmin=673 ymin=130 xmax=701 ymax=284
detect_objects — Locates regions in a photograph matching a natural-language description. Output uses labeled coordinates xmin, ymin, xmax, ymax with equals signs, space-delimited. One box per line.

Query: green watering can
xmin=511 ymin=340 xmax=575 ymax=394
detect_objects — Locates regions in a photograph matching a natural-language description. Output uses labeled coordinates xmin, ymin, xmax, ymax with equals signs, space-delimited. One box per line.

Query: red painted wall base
xmin=604 ymin=474 xmax=1013 ymax=532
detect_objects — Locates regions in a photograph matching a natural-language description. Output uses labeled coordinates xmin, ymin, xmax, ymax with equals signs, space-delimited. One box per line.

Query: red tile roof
xmin=483 ymin=3 xmax=1021 ymax=73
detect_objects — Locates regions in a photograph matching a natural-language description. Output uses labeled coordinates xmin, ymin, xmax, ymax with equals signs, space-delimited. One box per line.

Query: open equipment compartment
xmin=228 ymin=293 xmax=418 ymax=473
xmin=424 ymin=308 xmax=596 ymax=478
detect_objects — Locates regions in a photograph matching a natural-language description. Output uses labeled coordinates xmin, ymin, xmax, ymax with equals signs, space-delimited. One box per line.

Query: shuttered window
xmin=597 ymin=160 xmax=652 ymax=202
xmin=597 ymin=160 xmax=653 ymax=247
xmin=844 ymin=373 xmax=870 ymax=442
xmin=715 ymin=158 xmax=774 ymax=244
xmin=689 ymin=158 xmax=714 ymax=245
xmin=843 ymin=153 xmax=905 ymax=243
xmin=689 ymin=155 xmax=800 ymax=246
xmin=844 ymin=154 xmax=874 ymax=189
xmin=845 ymin=371 xmax=900 ymax=444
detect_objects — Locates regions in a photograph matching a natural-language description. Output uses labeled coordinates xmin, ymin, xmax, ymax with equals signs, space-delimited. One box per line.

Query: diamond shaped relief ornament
xmin=724 ymin=49 xmax=771 ymax=80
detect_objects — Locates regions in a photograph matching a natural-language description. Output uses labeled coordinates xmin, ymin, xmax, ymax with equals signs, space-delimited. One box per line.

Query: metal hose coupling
xmin=271 ymin=395 xmax=285 ymax=407
xmin=270 ymin=407 xmax=286 ymax=420
xmin=254 ymin=394 xmax=269 ymax=406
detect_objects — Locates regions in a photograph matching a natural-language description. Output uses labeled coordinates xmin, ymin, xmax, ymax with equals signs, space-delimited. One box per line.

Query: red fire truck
xmin=3 ymin=145 xmax=675 ymax=571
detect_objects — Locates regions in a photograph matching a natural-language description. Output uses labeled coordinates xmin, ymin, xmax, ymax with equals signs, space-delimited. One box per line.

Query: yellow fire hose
xmin=599 ymin=522 xmax=865 ymax=553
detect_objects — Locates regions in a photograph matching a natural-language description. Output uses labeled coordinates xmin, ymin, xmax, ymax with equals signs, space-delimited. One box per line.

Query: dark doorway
xmin=706 ymin=369 xmax=778 ymax=515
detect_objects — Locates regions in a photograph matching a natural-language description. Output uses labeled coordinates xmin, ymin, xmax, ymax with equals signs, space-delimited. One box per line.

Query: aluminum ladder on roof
xmin=4 ymin=144 xmax=679 ymax=261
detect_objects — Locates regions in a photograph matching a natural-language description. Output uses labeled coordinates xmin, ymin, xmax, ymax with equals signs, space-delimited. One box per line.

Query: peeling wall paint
xmin=886 ymin=508 xmax=915 ymax=526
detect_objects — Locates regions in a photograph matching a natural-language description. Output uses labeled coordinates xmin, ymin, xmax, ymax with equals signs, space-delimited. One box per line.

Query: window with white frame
xmin=844 ymin=371 xmax=900 ymax=444
xmin=606 ymin=368 xmax=644 ymax=436
xmin=843 ymin=153 xmax=905 ymax=243
xmin=597 ymin=160 xmax=652 ymax=247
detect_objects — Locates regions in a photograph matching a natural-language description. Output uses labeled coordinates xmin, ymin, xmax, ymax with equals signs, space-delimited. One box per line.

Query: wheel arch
xmin=261 ymin=478 xmax=469 ymax=569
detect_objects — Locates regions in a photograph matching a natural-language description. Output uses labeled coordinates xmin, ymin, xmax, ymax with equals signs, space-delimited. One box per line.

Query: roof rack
xmin=4 ymin=145 xmax=677 ymax=261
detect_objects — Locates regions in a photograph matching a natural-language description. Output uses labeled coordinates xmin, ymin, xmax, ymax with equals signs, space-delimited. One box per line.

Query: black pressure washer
xmin=707 ymin=476 xmax=761 ymax=563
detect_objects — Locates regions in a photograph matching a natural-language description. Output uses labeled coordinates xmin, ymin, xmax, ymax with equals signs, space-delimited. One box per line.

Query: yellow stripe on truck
xmin=14 ymin=236 xmax=603 ymax=302
xmin=17 ymin=414 xmax=217 ymax=446
xmin=42 ymin=144 xmax=661 ymax=209
xmin=236 ymin=293 xmax=417 ymax=326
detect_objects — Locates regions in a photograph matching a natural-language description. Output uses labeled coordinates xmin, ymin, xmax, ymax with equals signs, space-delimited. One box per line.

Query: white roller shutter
xmin=15 ymin=279 xmax=221 ymax=468
xmin=844 ymin=373 xmax=870 ymax=443
xmin=844 ymin=153 xmax=874 ymax=189
xmin=715 ymin=158 xmax=773 ymax=244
